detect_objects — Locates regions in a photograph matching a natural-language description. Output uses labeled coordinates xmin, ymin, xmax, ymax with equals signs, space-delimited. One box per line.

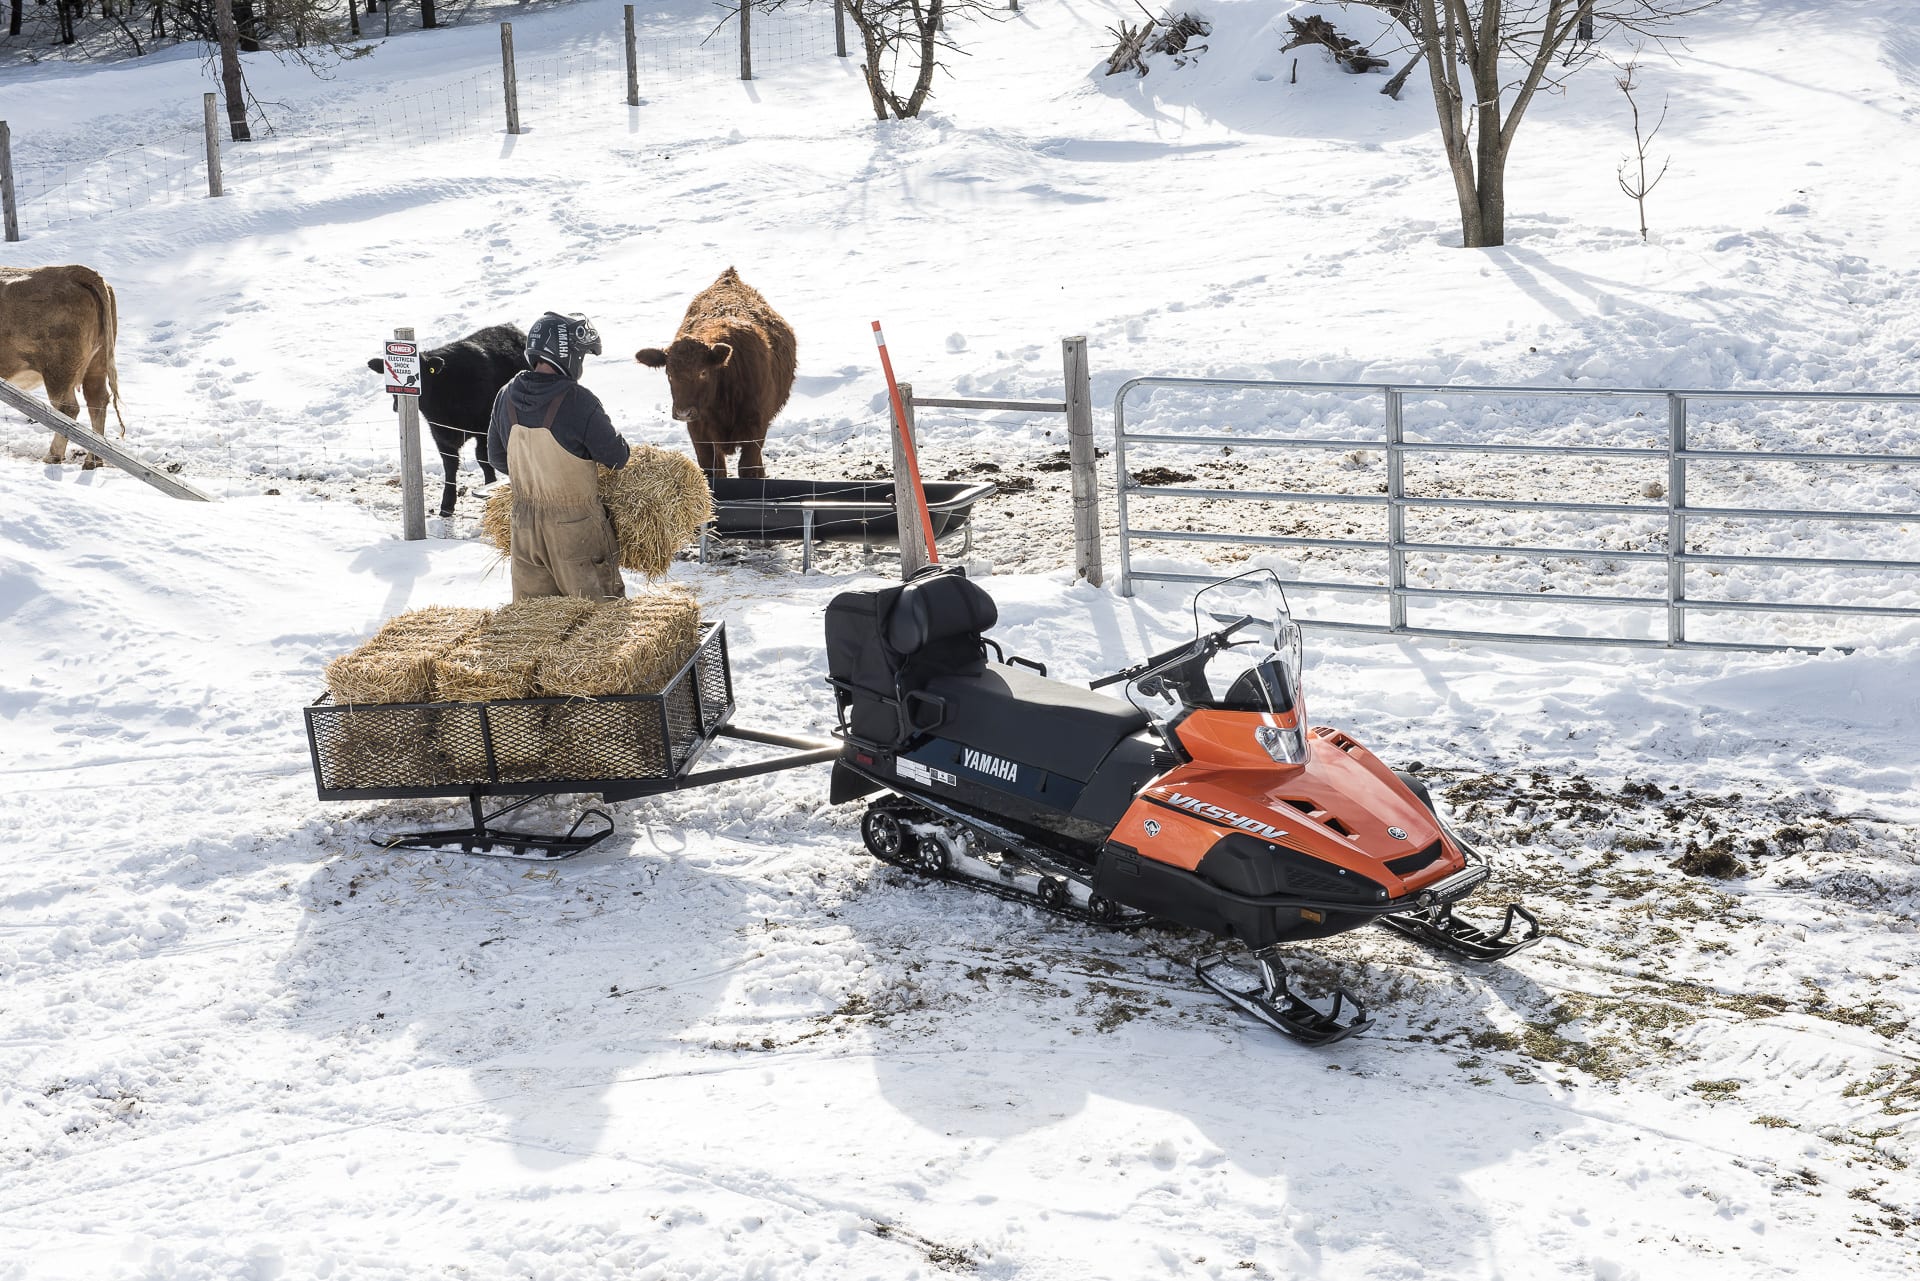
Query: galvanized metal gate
xmin=1113 ymin=378 xmax=1920 ymax=652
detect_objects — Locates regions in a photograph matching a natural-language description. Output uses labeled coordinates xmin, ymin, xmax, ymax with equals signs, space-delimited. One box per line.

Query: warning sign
xmin=383 ymin=341 xmax=421 ymax=397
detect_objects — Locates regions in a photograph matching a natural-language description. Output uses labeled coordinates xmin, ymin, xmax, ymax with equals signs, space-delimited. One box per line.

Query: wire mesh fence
xmin=4 ymin=6 xmax=842 ymax=238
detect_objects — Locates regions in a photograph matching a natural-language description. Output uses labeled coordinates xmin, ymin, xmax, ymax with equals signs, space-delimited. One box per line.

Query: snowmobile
xmin=824 ymin=566 xmax=1539 ymax=1044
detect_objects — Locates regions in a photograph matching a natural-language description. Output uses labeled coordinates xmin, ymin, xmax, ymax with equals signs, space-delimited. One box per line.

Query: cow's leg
xmin=737 ymin=438 xmax=767 ymax=481
xmin=476 ymin=430 xmax=498 ymax=487
xmin=46 ymin=379 xmax=82 ymax=466
xmin=692 ymin=437 xmax=726 ymax=486
xmin=79 ymin=365 xmax=112 ymax=470
xmin=429 ymin=425 xmax=461 ymax=518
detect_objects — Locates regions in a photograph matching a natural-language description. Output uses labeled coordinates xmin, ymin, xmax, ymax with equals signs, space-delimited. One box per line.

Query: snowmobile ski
xmin=1193 ymin=947 xmax=1371 ymax=1046
xmin=1377 ymin=900 xmax=1543 ymax=961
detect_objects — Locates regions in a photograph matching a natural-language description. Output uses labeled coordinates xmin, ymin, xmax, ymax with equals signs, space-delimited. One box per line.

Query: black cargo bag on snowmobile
xmin=824 ymin=569 xmax=999 ymax=746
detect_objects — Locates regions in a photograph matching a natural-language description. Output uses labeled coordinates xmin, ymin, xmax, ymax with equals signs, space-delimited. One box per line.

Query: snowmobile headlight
xmin=1255 ymin=724 xmax=1306 ymax=765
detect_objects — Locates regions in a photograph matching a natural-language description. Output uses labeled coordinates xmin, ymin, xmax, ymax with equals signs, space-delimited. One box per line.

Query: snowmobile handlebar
xmin=1088 ymin=615 xmax=1257 ymax=693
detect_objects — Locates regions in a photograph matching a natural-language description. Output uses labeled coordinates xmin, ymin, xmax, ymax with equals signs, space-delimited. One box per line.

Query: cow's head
xmin=635 ymin=338 xmax=733 ymax=423
xmin=367 ymin=353 xmax=453 ymax=418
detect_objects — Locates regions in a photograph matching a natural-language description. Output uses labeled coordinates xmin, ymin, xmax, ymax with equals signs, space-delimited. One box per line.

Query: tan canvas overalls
xmin=507 ymin=391 xmax=625 ymax=601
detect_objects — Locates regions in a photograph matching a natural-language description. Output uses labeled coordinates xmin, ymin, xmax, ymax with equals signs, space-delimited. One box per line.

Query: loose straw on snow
xmin=481 ymin=446 xmax=714 ymax=578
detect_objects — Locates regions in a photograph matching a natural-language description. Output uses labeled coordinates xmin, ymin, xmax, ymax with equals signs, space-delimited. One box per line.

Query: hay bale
xmin=602 ymin=447 xmax=714 ymax=578
xmin=431 ymin=597 xmax=599 ymax=703
xmin=325 ymin=607 xmax=491 ymax=705
xmin=538 ymin=589 xmax=703 ymax=697
xmin=478 ymin=447 xmax=713 ymax=579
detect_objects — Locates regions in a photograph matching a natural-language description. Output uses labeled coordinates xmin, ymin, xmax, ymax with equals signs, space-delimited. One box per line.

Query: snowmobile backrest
xmin=885 ymin=572 xmax=998 ymax=676
xmin=825 ymin=570 xmax=1000 ymax=746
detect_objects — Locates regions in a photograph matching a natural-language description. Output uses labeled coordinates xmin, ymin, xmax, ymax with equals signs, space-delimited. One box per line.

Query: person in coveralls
xmin=487 ymin=312 xmax=633 ymax=601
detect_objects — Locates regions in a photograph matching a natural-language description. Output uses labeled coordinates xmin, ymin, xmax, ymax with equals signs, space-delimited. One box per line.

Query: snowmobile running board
xmin=375 ymin=726 xmax=839 ymax=861
xmin=1376 ymin=900 xmax=1544 ymax=961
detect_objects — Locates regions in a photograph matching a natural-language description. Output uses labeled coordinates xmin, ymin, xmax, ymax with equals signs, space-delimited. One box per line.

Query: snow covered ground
xmin=3 ymin=1 xmax=1919 ymax=1278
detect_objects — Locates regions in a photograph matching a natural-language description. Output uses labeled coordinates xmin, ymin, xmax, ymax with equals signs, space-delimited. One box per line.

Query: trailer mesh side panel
xmin=306 ymin=623 xmax=732 ymax=799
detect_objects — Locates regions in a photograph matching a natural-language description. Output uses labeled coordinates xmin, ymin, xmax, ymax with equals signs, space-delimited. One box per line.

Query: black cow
xmin=367 ymin=324 xmax=528 ymax=518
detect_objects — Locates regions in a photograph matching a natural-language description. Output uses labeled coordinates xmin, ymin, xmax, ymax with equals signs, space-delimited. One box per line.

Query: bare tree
xmin=841 ymin=0 xmax=1008 ymax=120
xmin=1352 ymin=1 xmax=1717 ymax=247
xmin=1614 ymin=55 xmax=1668 ymax=241
xmin=208 ymin=0 xmax=254 ymax=141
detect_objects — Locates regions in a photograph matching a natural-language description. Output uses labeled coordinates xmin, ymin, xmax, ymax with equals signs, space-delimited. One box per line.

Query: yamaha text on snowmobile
xmin=824 ymin=567 xmax=1540 ymax=1045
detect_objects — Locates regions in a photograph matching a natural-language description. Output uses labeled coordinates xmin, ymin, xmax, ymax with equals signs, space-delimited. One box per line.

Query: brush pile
xmin=480 ymin=446 xmax=714 ymax=578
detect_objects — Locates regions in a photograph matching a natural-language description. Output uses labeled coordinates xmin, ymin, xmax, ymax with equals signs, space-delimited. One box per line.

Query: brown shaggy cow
xmin=0 ymin=264 xmax=125 ymax=468
xmin=635 ymin=267 xmax=796 ymax=483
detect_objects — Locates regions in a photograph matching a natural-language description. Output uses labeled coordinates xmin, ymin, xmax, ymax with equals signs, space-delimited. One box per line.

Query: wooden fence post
xmin=1063 ymin=336 xmax=1102 ymax=586
xmin=396 ymin=326 xmax=427 ymax=541
xmin=501 ymin=24 xmax=521 ymax=136
xmin=202 ymin=94 xmax=224 ymax=198
xmin=624 ymin=5 xmax=640 ymax=106
xmin=739 ymin=0 xmax=752 ymax=80
xmin=0 ymin=121 xmax=19 ymax=243
xmin=834 ymin=0 xmax=847 ymax=57
xmin=892 ymin=381 xmax=929 ymax=577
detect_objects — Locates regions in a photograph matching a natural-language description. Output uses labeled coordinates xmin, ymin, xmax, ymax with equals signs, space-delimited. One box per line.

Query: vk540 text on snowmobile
xmin=824 ymin=567 xmax=1540 ymax=1045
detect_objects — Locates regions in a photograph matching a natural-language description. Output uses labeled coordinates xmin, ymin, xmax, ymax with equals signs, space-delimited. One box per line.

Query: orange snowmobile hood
xmin=1140 ymin=715 xmax=1463 ymax=894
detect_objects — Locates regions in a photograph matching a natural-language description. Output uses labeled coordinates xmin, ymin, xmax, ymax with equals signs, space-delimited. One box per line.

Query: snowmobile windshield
xmin=1125 ymin=571 xmax=1309 ymax=765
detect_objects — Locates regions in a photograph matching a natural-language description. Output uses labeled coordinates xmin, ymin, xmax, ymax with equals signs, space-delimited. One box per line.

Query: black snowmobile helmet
xmin=525 ymin=311 xmax=603 ymax=381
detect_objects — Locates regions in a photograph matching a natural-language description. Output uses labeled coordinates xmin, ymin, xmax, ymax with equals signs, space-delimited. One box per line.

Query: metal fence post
xmin=624 ymin=5 xmax=640 ymax=106
xmin=893 ymin=382 xmax=929 ymax=577
xmin=834 ymin=0 xmax=848 ymax=57
xmin=501 ymin=24 xmax=521 ymax=136
xmin=1063 ymin=336 xmax=1103 ymax=587
xmin=1667 ymin=393 xmax=1688 ymax=646
xmin=1385 ymin=387 xmax=1406 ymax=632
xmin=0 ymin=121 xmax=19 ymax=242
xmin=202 ymin=93 xmax=224 ymax=198
xmin=739 ymin=0 xmax=752 ymax=80
xmin=1113 ymin=384 xmax=1134 ymax=596
xmin=396 ymin=326 xmax=427 ymax=541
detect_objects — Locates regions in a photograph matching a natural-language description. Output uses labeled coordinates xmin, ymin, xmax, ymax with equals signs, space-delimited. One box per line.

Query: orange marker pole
xmin=872 ymin=320 xmax=940 ymax=565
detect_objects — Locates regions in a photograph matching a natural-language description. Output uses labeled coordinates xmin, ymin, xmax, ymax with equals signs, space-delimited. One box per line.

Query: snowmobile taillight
xmin=1255 ymin=723 xmax=1307 ymax=765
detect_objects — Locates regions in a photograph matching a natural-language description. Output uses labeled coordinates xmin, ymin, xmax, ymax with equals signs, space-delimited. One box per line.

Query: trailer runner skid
xmin=825 ymin=569 xmax=1540 ymax=1044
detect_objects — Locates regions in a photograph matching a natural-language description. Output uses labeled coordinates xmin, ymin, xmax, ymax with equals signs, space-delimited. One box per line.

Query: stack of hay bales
xmin=432 ymin=597 xmax=602 ymax=779
xmin=318 ymin=590 xmax=708 ymax=788
xmin=481 ymin=446 xmax=714 ymax=578
xmin=319 ymin=607 xmax=491 ymax=790
xmin=325 ymin=607 xmax=490 ymax=706
xmin=536 ymin=588 xmax=704 ymax=778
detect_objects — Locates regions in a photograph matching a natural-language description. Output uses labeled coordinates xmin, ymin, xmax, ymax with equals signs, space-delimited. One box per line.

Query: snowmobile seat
xmin=924 ymin=661 xmax=1149 ymax=783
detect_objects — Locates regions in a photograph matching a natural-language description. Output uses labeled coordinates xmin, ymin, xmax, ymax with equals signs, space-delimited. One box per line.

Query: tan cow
xmin=0 ymin=264 xmax=125 ymax=467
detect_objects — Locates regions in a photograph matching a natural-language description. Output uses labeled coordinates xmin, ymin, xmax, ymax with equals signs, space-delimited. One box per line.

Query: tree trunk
xmin=8 ymin=0 xmax=22 ymax=38
xmin=208 ymin=0 xmax=253 ymax=141
xmin=898 ymin=0 xmax=940 ymax=116
xmin=232 ymin=0 xmax=260 ymax=51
